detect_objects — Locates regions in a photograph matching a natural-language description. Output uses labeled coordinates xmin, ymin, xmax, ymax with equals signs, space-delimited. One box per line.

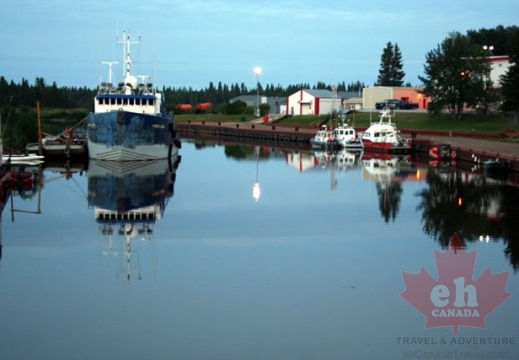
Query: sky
xmin=1 ymin=0 xmax=517 ymax=91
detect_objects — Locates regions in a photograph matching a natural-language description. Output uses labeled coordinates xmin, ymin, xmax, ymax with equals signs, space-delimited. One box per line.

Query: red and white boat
xmin=361 ymin=109 xmax=412 ymax=152
xmin=429 ymin=144 xmax=457 ymax=160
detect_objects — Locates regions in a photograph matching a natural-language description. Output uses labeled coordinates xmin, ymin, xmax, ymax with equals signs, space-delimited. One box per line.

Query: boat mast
xmin=120 ymin=31 xmax=140 ymax=79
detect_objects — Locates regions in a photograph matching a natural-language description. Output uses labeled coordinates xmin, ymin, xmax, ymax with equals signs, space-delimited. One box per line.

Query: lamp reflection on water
xmin=252 ymin=146 xmax=261 ymax=201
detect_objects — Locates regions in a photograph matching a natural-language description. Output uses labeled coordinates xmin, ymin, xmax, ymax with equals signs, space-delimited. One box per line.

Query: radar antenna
xmin=101 ymin=61 xmax=118 ymax=84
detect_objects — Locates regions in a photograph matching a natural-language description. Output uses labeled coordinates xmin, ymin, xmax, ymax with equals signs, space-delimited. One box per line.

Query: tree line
xmin=0 ymin=74 xmax=365 ymax=113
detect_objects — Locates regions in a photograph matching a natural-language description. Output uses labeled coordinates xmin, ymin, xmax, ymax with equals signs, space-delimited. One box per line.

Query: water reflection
xmin=1 ymin=142 xmax=518 ymax=358
xmin=252 ymin=146 xmax=261 ymax=201
xmin=416 ymin=165 xmax=519 ymax=270
xmin=312 ymin=149 xmax=362 ymax=190
xmin=361 ymin=154 xmax=414 ymax=222
xmin=216 ymin=142 xmax=519 ymax=270
xmin=87 ymin=155 xmax=181 ymax=280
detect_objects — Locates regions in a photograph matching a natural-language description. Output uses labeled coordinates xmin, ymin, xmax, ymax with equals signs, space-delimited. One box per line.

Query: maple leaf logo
xmin=400 ymin=233 xmax=511 ymax=333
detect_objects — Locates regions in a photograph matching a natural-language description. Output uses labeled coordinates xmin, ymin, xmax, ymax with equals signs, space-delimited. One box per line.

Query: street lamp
xmin=482 ymin=45 xmax=494 ymax=54
xmin=253 ymin=66 xmax=262 ymax=116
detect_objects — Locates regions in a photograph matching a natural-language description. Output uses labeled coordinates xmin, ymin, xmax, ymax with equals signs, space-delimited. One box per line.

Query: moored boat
xmin=310 ymin=125 xmax=334 ymax=148
xmin=361 ymin=109 xmax=412 ymax=153
xmin=25 ymin=133 xmax=87 ymax=159
xmin=429 ymin=144 xmax=457 ymax=161
xmin=87 ymin=30 xmax=181 ymax=161
xmin=331 ymin=123 xmax=363 ymax=149
xmin=483 ymin=158 xmax=510 ymax=180
xmin=2 ymin=154 xmax=44 ymax=165
xmin=310 ymin=122 xmax=363 ymax=150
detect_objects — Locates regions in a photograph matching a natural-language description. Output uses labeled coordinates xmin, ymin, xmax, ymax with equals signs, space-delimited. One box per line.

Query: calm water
xmin=0 ymin=141 xmax=518 ymax=360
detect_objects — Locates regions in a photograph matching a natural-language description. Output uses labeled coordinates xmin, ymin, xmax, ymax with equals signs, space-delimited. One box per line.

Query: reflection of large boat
xmin=88 ymin=155 xmax=180 ymax=279
xmin=87 ymin=31 xmax=181 ymax=161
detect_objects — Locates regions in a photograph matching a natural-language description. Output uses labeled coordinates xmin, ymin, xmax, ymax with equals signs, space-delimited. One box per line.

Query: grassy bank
xmin=175 ymin=111 xmax=518 ymax=135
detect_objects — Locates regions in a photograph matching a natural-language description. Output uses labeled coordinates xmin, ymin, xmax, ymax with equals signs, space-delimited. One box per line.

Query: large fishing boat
xmin=87 ymin=31 xmax=181 ymax=161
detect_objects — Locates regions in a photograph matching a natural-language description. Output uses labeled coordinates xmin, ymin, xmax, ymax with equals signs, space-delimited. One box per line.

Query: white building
xmin=488 ymin=55 xmax=510 ymax=87
xmin=286 ymin=89 xmax=344 ymax=116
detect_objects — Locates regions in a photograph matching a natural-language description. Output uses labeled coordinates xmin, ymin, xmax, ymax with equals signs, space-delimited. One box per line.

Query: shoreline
xmin=176 ymin=120 xmax=519 ymax=158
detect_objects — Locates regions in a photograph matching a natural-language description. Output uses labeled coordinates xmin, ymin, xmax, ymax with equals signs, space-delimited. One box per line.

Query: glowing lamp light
xmin=252 ymin=182 xmax=261 ymax=201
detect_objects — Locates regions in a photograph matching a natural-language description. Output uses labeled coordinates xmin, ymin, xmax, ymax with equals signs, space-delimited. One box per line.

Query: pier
xmin=176 ymin=120 xmax=519 ymax=170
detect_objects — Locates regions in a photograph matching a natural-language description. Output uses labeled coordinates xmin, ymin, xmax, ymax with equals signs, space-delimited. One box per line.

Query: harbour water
xmin=0 ymin=140 xmax=518 ymax=359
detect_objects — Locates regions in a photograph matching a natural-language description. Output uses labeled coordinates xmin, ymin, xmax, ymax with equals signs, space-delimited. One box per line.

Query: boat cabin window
xmin=129 ymin=98 xmax=134 ymax=106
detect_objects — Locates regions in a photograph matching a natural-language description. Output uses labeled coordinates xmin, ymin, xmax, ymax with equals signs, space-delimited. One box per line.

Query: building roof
xmin=229 ymin=95 xmax=258 ymax=105
xmin=304 ymin=89 xmax=333 ymax=98
xmin=338 ymin=91 xmax=362 ymax=99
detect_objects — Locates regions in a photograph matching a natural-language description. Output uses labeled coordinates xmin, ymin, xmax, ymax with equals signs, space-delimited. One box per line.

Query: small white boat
xmin=310 ymin=125 xmax=334 ymax=148
xmin=331 ymin=123 xmax=363 ymax=149
xmin=310 ymin=122 xmax=363 ymax=150
xmin=2 ymin=154 xmax=44 ymax=164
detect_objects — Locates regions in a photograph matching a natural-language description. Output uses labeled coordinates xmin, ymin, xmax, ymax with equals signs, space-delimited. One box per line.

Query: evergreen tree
xmin=391 ymin=44 xmax=405 ymax=86
xmin=377 ymin=41 xmax=405 ymax=86
xmin=500 ymin=61 xmax=519 ymax=116
xmin=497 ymin=26 xmax=519 ymax=118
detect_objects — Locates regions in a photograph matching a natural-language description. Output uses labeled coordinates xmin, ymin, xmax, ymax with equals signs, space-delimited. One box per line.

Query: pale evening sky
xmin=0 ymin=0 xmax=517 ymax=91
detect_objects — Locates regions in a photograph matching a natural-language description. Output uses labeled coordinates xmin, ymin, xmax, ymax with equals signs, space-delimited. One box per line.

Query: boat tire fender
xmin=117 ymin=110 xmax=125 ymax=125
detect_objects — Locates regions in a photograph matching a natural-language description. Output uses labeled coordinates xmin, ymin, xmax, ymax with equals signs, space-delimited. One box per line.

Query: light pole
xmin=253 ymin=66 xmax=262 ymax=116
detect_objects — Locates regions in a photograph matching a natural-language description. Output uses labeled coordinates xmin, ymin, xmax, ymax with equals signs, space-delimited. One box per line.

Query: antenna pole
xmin=101 ymin=61 xmax=118 ymax=83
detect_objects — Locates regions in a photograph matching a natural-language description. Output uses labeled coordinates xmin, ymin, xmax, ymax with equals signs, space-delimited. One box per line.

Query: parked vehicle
xmin=375 ymin=99 xmax=419 ymax=110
